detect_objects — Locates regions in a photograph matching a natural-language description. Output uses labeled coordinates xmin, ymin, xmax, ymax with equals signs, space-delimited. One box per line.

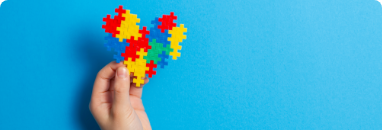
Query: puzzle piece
xmin=145 ymin=48 xmax=162 ymax=64
xmin=114 ymin=39 xmax=129 ymax=54
xmin=132 ymin=48 xmax=149 ymax=87
xmin=122 ymin=45 xmax=139 ymax=61
xmin=148 ymin=29 xmax=171 ymax=47
xmin=124 ymin=50 xmax=147 ymax=87
xmin=104 ymin=34 xmax=130 ymax=63
xmin=126 ymin=36 xmax=137 ymax=47
xmin=147 ymin=18 xmax=171 ymax=47
xmin=113 ymin=52 xmax=124 ymax=63
xmin=151 ymin=17 xmax=161 ymax=26
xmin=169 ymin=49 xmax=181 ymax=60
xmin=157 ymin=51 xmax=169 ymax=68
xmin=168 ymin=24 xmax=187 ymax=42
xmin=168 ymin=24 xmax=187 ymax=60
xmin=115 ymin=5 xmax=126 ymax=18
xmin=124 ymin=58 xmax=137 ymax=72
xmin=104 ymin=33 xmax=118 ymax=51
xmin=145 ymin=60 xmax=157 ymax=78
xmin=136 ymin=37 xmax=150 ymax=51
xmin=158 ymin=12 xmax=177 ymax=32
xmin=102 ymin=15 xmax=122 ymax=37
xmin=102 ymin=6 xmax=188 ymax=87
xmin=116 ymin=8 xmax=141 ymax=41
xmin=144 ymin=39 xmax=173 ymax=64
xmin=139 ymin=26 xmax=150 ymax=38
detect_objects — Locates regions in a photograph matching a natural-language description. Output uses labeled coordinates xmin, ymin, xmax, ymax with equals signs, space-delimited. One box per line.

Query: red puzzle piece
xmin=126 ymin=36 xmax=137 ymax=47
xmin=135 ymin=27 xmax=151 ymax=52
xmin=145 ymin=60 xmax=157 ymax=78
xmin=122 ymin=45 xmax=139 ymax=61
xmin=158 ymin=12 xmax=177 ymax=33
xmin=102 ymin=15 xmax=117 ymax=35
xmin=115 ymin=5 xmax=126 ymax=17
xmin=136 ymin=37 xmax=151 ymax=52
xmin=101 ymin=6 xmax=127 ymax=37
xmin=139 ymin=26 xmax=150 ymax=38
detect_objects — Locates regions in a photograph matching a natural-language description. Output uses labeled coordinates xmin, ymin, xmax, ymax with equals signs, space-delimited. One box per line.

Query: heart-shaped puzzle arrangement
xmin=102 ymin=5 xmax=187 ymax=87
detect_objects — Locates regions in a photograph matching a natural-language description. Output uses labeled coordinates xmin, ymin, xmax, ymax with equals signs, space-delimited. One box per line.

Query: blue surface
xmin=1 ymin=0 xmax=382 ymax=129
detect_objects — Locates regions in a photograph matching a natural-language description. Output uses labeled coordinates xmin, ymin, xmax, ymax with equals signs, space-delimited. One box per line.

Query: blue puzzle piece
xmin=113 ymin=40 xmax=129 ymax=63
xmin=157 ymin=30 xmax=171 ymax=47
xmin=104 ymin=34 xmax=119 ymax=51
xmin=147 ymin=27 xmax=161 ymax=41
xmin=148 ymin=18 xmax=168 ymax=43
xmin=113 ymin=52 xmax=124 ymax=63
xmin=104 ymin=34 xmax=130 ymax=52
xmin=157 ymin=51 xmax=169 ymax=68
xmin=104 ymin=34 xmax=130 ymax=63
xmin=151 ymin=17 xmax=161 ymax=26
xmin=147 ymin=27 xmax=171 ymax=47
xmin=157 ymin=58 xmax=168 ymax=68
xmin=114 ymin=39 xmax=129 ymax=54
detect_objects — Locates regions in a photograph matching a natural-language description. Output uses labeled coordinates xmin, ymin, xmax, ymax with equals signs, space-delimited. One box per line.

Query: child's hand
xmin=89 ymin=62 xmax=151 ymax=130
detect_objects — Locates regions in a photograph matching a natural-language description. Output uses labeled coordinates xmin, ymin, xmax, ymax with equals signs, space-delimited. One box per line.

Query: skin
xmin=89 ymin=62 xmax=152 ymax=130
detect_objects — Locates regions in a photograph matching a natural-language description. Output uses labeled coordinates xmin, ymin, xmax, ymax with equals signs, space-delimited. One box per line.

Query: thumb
xmin=113 ymin=67 xmax=132 ymax=111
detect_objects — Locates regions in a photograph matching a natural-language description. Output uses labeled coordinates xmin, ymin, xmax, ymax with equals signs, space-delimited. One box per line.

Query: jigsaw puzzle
xmin=102 ymin=5 xmax=187 ymax=87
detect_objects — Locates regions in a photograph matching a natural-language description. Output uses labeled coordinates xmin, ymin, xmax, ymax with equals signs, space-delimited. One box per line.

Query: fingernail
xmin=117 ymin=67 xmax=127 ymax=78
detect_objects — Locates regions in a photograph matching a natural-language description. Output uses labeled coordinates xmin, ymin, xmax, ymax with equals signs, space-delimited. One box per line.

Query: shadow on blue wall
xmin=73 ymin=22 xmax=112 ymax=130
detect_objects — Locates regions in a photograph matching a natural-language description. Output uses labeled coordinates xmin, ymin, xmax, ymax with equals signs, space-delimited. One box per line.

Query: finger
xmin=130 ymin=77 xmax=149 ymax=98
xmin=112 ymin=66 xmax=132 ymax=110
xmin=91 ymin=62 xmax=124 ymax=102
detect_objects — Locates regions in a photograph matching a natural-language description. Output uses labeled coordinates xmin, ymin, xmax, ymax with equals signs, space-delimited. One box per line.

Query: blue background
xmin=1 ymin=0 xmax=382 ymax=129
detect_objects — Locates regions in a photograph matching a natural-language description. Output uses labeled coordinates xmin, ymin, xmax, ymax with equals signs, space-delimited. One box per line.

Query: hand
xmin=89 ymin=61 xmax=151 ymax=130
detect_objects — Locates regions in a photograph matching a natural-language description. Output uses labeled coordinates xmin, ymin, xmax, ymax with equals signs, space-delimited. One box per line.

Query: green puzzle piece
xmin=144 ymin=39 xmax=174 ymax=64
